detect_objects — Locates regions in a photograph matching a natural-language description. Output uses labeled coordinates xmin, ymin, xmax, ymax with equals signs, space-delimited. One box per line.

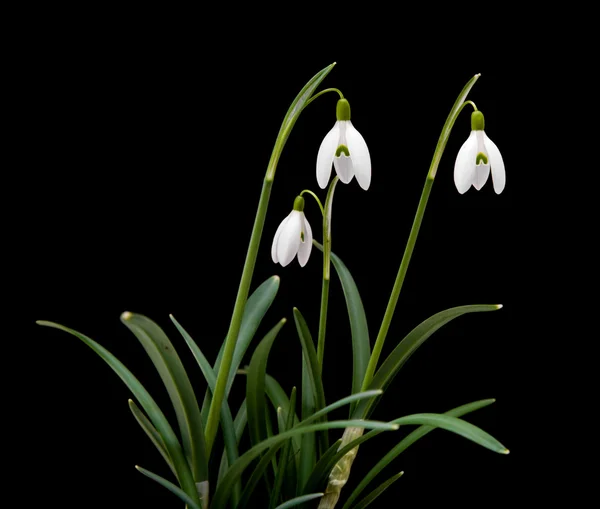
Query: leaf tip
xmin=495 ymin=304 xmax=503 ymax=310
xmin=134 ymin=465 xmax=142 ymax=470
xmin=121 ymin=311 xmax=133 ymax=321
xmin=391 ymin=424 xmax=400 ymax=430
xmin=501 ymin=448 xmax=510 ymax=455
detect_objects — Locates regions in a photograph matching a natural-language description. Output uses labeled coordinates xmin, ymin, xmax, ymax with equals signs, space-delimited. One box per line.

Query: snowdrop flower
xmin=454 ymin=110 xmax=505 ymax=194
xmin=271 ymin=196 xmax=313 ymax=267
xmin=316 ymin=98 xmax=371 ymax=190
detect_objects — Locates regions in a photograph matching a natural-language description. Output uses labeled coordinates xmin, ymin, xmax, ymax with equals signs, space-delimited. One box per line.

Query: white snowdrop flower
xmin=316 ymin=98 xmax=371 ymax=190
xmin=454 ymin=110 xmax=505 ymax=194
xmin=271 ymin=196 xmax=313 ymax=267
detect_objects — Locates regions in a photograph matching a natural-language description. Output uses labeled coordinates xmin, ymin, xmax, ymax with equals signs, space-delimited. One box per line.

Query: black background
xmin=10 ymin=7 xmax=553 ymax=508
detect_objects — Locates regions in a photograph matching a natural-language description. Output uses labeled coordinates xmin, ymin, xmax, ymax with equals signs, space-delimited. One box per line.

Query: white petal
xmin=472 ymin=131 xmax=490 ymax=190
xmin=271 ymin=212 xmax=293 ymax=263
xmin=333 ymin=154 xmax=354 ymax=183
xmin=317 ymin=122 xmax=340 ymax=189
xmin=483 ymin=132 xmax=506 ymax=194
xmin=473 ymin=164 xmax=490 ymax=190
xmin=345 ymin=121 xmax=371 ymax=190
xmin=297 ymin=214 xmax=313 ymax=267
xmin=453 ymin=131 xmax=478 ymax=194
xmin=276 ymin=210 xmax=302 ymax=267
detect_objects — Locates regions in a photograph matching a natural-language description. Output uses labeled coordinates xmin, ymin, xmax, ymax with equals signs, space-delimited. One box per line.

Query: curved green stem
xmin=301 ymin=189 xmax=325 ymax=216
xmin=205 ymin=178 xmax=273 ymax=457
xmin=462 ymin=100 xmax=478 ymax=112
xmin=305 ymin=88 xmax=344 ymax=107
xmin=317 ymin=177 xmax=340 ymax=372
xmin=205 ymin=63 xmax=336 ymax=458
xmin=361 ymin=73 xmax=481 ymax=391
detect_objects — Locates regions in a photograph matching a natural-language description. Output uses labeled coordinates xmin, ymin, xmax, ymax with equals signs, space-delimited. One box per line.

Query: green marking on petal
xmin=476 ymin=152 xmax=488 ymax=165
xmin=301 ymin=231 xmax=305 ymax=242
xmin=335 ymin=145 xmax=350 ymax=157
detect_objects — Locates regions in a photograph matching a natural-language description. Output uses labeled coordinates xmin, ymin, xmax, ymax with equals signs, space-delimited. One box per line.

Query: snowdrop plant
xmin=38 ymin=64 xmax=508 ymax=509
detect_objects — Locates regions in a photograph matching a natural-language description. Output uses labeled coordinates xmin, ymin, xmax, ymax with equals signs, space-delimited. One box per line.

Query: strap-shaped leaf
xmin=352 ymin=471 xmax=404 ymax=509
xmin=201 ymin=275 xmax=280 ymax=423
xmin=237 ymin=442 xmax=284 ymax=509
xmin=389 ymin=413 xmax=508 ymax=453
xmin=275 ymin=493 xmax=324 ymax=509
xmin=353 ymin=304 xmax=502 ymax=419
xmin=128 ymin=399 xmax=177 ymax=479
xmin=293 ymin=308 xmax=327 ymax=414
xmin=217 ymin=400 xmax=248 ymax=488
xmin=299 ymin=354 xmax=317 ymax=493
xmin=315 ymin=242 xmax=370 ymax=402
xmin=170 ymin=314 xmax=241 ymax=505
xmin=135 ymin=466 xmax=202 ymax=509
xmin=37 ymin=321 xmax=200 ymax=505
xmin=270 ymin=387 xmax=298 ymax=508
xmin=120 ymin=312 xmax=207 ymax=481
xmin=294 ymin=307 xmax=328 ymax=490
xmin=247 ymin=319 xmax=287 ymax=447
xmin=266 ymin=62 xmax=337 ymax=181
xmin=342 ymin=398 xmax=496 ymax=509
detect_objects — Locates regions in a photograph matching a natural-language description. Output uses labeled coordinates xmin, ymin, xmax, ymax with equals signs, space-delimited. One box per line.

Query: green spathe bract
xmin=38 ymin=67 xmax=507 ymax=509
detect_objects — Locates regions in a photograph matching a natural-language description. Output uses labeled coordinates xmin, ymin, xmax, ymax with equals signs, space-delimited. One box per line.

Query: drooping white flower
xmin=454 ymin=110 xmax=505 ymax=194
xmin=271 ymin=196 xmax=313 ymax=267
xmin=316 ymin=98 xmax=371 ymax=190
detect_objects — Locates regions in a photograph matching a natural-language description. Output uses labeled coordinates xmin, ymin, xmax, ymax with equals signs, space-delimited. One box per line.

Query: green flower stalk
xmin=204 ymin=63 xmax=337 ymax=457
xmin=361 ymin=72 xmax=483 ymax=392
xmin=317 ymin=73 xmax=488 ymax=509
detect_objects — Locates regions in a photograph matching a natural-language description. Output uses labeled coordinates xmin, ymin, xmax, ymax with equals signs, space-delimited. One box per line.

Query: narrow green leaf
xmin=353 ymin=304 xmax=502 ymax=419
xmin=120 ymin=312 xmax=207 ymax=481
xmin=170 ymin=314 xmax=241 ymax=505
xmin=314 ymin=242 xmax=370 ymax=403
xmin=293 ymin=308 xmax=327 ymax=414
xmin=294 ymin=307 xmax=328 ymax=490
xmin=428 ymin=73 xmax=481 ymax=179
xmin=201 ymin=275 xmax=280 ymax=424
xmin=128 ymin=399 xmax=177 ymax=480
xmin=266 ymin=62 xmax=337 ymax=181
xmin=217 ymin=400 xmax=247 ymax=487
xmin=135 ymin=466 xmax=202 ymax=509
xmin=352 ymin=471 xmax=404 ymax=509
xmin=247 ymin=319 xmax=287 ymax=447
xmin=342 ymin=399 xmax=496 ymax=509
xmin=211 ymin=420 xmax=397 ymax=508
xmin=237 ymin=442 xmax=284 ymax=509
xmin=238 ymin=372 xmax=302 ymax=454
xmin=299 ymin=354 xmax=317 ymax=495
xmin=389 ymin=413 xmax=508 ymax=453
xmin=275 ymin=493 xmax=324 ymax=509
xmin=302 ymin=391 xmax=383 ymax=428
xmin=302 ymin=428 xmax=384 ymax=496
xmin=271 ymin=388 xmax=298 ymax=508
xmin=37 ymin=321 xmax=200 ymax=505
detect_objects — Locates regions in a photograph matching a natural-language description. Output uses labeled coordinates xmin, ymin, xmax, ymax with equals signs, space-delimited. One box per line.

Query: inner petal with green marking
xmin=335 ymin=144 xmax=350 ymax=157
